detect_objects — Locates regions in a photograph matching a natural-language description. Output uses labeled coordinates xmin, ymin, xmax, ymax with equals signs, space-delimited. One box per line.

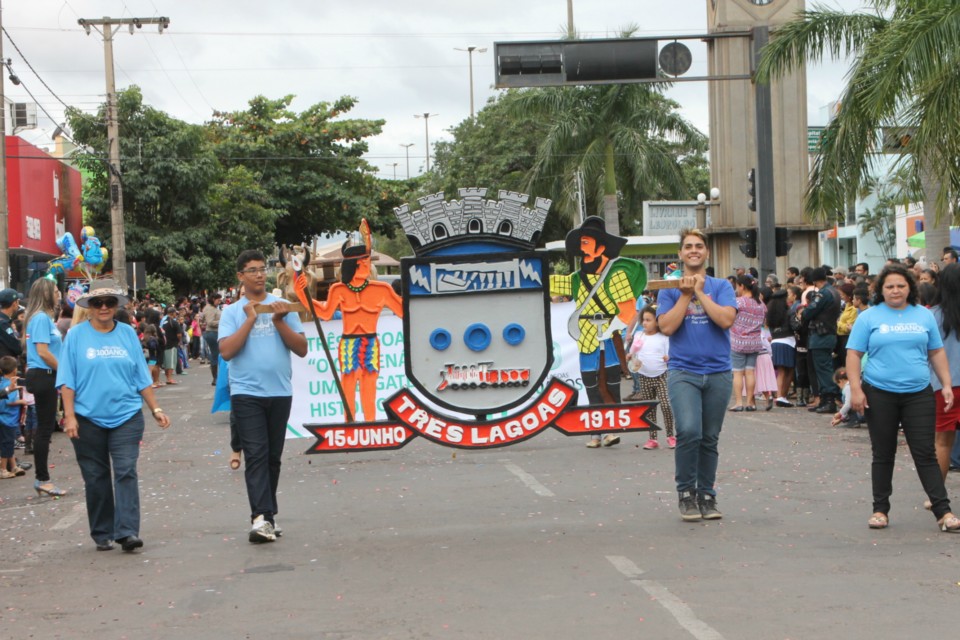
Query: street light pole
xmin=389 ymin=162 xmax=398 ymax=180
xmin=400 ymin=143 xmax=414 ymax=179
xmin=454 ymin=46 xmax=487 ymax=118
xmin=414 ymin=113 xmax=437 ymax=173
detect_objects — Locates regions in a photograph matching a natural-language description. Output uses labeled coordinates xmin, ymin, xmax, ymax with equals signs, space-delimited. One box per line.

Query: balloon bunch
xmin=46 ymin=226 xmax=109 ymax=279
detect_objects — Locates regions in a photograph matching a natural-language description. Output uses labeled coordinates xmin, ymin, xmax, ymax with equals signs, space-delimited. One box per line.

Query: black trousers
xmin=232 ymin=394 xmax=292 ymax=523
xmin=27 ymin=368 xmax=57 ymax=483
xmin=863 ymin=382 xmax=951 ymax=520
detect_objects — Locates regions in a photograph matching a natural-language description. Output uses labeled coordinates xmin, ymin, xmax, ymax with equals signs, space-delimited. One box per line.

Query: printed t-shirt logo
xmin=86 ymin=346 xmax=128 ymax=359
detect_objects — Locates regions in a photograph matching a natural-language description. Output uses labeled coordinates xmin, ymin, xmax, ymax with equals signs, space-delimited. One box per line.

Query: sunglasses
xmin=88 ymin=297 xmax=118 ymax=309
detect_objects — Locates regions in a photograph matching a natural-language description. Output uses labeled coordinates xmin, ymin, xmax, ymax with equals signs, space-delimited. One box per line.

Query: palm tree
xmin=508 ymin=68 xmax=706 ymax=235
xmin=756 ymin=0 xmax=960 ymax=262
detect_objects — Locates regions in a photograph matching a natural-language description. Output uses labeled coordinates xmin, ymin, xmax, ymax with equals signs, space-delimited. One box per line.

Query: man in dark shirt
xmin=160 ymin=306 xmax=182 ymax=384
xmin=0 ymin=289 xmax=23 ymax=359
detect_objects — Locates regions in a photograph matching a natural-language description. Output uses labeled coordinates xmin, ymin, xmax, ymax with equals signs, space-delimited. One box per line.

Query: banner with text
xmin=287 ymin=302 xmax=586 ymax=438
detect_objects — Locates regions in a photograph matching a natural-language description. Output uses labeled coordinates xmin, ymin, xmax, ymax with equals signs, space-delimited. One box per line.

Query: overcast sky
xmin=5 ymin=0 xmax=868 ymax=181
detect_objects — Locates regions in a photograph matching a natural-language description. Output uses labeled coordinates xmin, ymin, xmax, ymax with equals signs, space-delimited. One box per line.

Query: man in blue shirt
xmin=657 ymin=229 xmax=737 ymax=522
xmin=220 ymin=250 xmax=307 ymax=543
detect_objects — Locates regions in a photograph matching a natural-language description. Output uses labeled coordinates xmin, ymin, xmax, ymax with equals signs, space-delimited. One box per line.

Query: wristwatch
xmin=153 ymin=407 xmax=165 ymax=415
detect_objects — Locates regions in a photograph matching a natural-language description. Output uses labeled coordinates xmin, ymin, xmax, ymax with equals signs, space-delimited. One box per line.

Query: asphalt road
xmin=2 ymin=367 xmax=959 ymax=640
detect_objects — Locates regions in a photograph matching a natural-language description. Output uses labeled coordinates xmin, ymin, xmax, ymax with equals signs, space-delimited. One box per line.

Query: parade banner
xmin=288 ymin=189 xmax=658 ymax=454
xmin=287 ymin=302 xmax=587 ymax=439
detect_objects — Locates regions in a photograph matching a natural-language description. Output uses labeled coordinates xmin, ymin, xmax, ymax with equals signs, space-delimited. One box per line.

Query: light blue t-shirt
xmin=847 ymin=303 xmax=943 ymax=394
xmin=0 ymin=377 xmax=20 ymax=427
xmin=56 ymin=321 xmax=153 ymax=428
xmin=26 ymin=312 xmax=62 ymax=370
xmin=218 ymin=294 xmax=304 ymax=397
xmin=657 ymin=276 xmax=736 ymax=375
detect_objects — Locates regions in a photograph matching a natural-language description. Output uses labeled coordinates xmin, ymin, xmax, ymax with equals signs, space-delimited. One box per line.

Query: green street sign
xmin=807 ymin=127 xmax=825 ymax=153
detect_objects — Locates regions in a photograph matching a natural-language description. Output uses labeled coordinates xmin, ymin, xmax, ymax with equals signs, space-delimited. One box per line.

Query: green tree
xmin=507 ymin=74 xmax=707 ymax=236
xmin=424 ymin=91 xmax=571 ymax=242
xmin=208 ymin=95 xmax=388 ymax=246
xmin=756 ymin=0 xmax=960 ymax=261
xmin=427 ymin=91 xmax=548 ymax=196
xmin=68 ymin=87 xmax=255 ymax=293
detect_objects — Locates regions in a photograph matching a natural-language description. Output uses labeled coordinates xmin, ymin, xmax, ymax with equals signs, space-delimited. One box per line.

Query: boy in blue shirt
xmin=220 ymin=250 xmax=307 ymax=543
xmin=0 ymin=356 xmax=27 ymax=478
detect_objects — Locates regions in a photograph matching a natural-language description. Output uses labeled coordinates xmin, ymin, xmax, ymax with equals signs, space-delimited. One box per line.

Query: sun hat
xmin=75 ymin=279 xmax=130 ymax=309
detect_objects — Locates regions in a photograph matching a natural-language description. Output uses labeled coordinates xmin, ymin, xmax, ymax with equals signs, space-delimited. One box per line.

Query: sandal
xmin=868 ymin=513 xmax=888 ymax=529
xmin=229 ymin=451 xmax=242 ymax=470
xmin=938 ymin=513 xmax=960 ymax=533
xmin=728 ymin=406 xmax=745 ymax=412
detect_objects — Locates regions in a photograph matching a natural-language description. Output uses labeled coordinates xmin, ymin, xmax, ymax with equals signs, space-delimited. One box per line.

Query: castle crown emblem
xmin=393 ymin=188 xmax=551 ymax=256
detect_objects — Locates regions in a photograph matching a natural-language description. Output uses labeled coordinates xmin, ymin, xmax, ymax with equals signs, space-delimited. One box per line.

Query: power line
xmin=2 ymin=25 xmax=103 ymax=129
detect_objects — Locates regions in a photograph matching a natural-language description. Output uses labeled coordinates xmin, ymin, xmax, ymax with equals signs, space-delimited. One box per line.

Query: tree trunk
xmin=602 ymin=141 xmax=619 ymax=235
xmin=921 ymin=159 xmax=950 ymax=263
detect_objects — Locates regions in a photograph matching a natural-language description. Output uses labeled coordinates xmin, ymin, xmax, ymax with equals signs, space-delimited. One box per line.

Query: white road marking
xmin=503 ymin=463 xmax=554 ymax=497
xmin=50 ymin=502 xmax=86 ymax=531
xmin=607 ymin=555 xmax=726 ymax=640
xmin=606 ymin=555 xmax=645 ymax=578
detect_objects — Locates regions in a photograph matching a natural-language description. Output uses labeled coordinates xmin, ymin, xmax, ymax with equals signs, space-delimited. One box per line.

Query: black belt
xmin=579 ymin=314 xmax=613 ymax=321
xmin=30 ymin=368 xmax=54 ymax=375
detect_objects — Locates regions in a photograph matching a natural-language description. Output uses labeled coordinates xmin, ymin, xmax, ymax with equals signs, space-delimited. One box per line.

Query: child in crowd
xmin=142 ymin=324 xmax=162 ymax=388
xmin=0 ymin=356 xmax=27 ymax=478
xmin=831 ymin=367 xmax=864 ymax=427
xmin=627 ymin=306 xmax=675 ymax=450
xmin=752 ymin=326 xmax=779 ymax=410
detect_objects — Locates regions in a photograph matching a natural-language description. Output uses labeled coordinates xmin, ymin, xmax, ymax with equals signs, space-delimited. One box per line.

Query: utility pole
xmin=414 ymin=113 xmax=437 ymax=173
xmin=454 ymin=46 xmax=486 ymax=118
xmin=566 ymin=0 xmax=575 ymax=38
xmin=78 ymin=15 xmax=169 ymax=290
xmin=0 ymin=0 xmax=8 ymax=288
xmin=400 ymin=143 xmax=414 ymax=179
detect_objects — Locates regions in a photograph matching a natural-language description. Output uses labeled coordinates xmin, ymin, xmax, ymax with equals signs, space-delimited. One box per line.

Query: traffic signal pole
xmin=752 ymin=26 xmax=777 ymax=280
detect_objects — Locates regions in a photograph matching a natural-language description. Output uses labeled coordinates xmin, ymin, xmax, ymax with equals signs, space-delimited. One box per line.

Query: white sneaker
xmin=249 ymin=515 xmax=276 ymax=543
xmin=273 ymin=520 xmax=282 ymax=537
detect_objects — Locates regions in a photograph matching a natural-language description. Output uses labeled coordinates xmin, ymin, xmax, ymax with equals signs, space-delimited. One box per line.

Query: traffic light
xmin=747 ymin=168 xmax=756 ymax=212
xmin=739 ymin=229 xmax=757 ymax=259
xmin=775 ymin=227 xmax=793 ymax=257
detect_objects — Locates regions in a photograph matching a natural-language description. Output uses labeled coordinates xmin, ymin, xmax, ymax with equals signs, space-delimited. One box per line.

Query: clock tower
xmin=706 ymin=0 xmax=817 ymax=274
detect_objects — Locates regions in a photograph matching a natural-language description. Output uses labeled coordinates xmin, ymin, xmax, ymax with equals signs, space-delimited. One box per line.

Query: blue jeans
xmin=204 ymin=332 xmax=220 ymax=381
xmin=72 ymin=412 xmax=145 ymax=544
xmin=667 ymin=369 xmax=732 ymax=496
xmin=232 ymin=395 xmax=292 ymax=523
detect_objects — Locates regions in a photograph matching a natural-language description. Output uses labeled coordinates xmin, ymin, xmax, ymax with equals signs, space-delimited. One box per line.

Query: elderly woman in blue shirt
xmin=57 ymin=280 xmax=170 ymax=552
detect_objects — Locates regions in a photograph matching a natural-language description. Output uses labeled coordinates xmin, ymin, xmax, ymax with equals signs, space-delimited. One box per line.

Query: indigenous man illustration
xmin=294 ymin=220 xmax=403 ymax=423
xmin=549 ymin=216 xmax=646 ymax=447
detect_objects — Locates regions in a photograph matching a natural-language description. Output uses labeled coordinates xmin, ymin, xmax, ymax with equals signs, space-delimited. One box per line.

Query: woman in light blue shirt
xmin=22 ymin=278 xmax=65 ymax=497
xmin=847 ymin=264 xmax=960 ymax=533
xmin=57 ymin=280 xmax=170 ymax=552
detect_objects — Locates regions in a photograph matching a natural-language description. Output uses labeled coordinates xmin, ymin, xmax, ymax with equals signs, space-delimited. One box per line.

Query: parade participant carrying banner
xmin=300 ymin=189 xmax=660 ymax=454
xmin=549 ymin=216 xmax=647 ymax=447
xmin=292 ymin=220 xmax=403 ymax=423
